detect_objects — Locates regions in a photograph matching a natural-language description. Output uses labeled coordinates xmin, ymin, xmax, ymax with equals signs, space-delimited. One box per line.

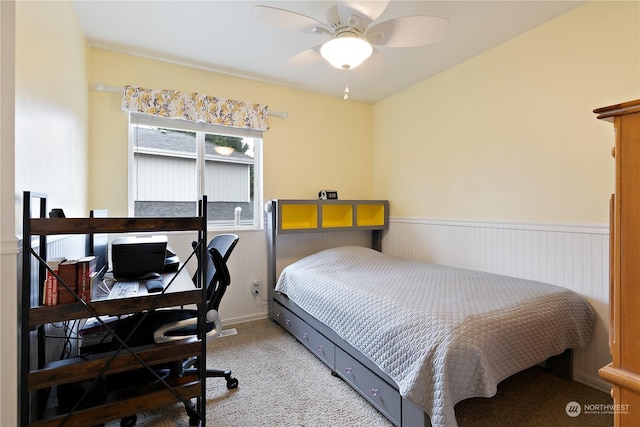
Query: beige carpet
xmin=107 ymin=318 xmax=612 ymax=427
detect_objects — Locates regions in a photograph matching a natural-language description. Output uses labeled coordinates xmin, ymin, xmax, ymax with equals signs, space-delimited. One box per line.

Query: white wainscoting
xmin=382 ymin=217 xmax=611 ymax=393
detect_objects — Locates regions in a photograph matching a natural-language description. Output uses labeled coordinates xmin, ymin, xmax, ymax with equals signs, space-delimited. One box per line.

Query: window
xmin=128 ymin=113 xmax=263 ymax=229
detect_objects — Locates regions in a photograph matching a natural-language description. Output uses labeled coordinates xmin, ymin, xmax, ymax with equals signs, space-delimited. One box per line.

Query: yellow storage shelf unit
xmin=275 ymin=199 xmax=388 ymax=233
xmin=322 ymin=203 xmax=353 ymax=228
xmin=356 ymin=202 xmax=386 ymax=227
xmin=280 ymin=203 xmax=318 ymax=230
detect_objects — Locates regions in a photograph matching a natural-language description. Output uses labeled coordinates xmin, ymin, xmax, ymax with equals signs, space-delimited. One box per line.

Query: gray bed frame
xmin=265 ymin=199 xmax=572 ymax=427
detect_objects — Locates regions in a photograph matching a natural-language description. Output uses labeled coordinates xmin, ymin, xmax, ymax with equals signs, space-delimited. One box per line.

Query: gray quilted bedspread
xmin=274 ymin=246 xmax=595 ymax=427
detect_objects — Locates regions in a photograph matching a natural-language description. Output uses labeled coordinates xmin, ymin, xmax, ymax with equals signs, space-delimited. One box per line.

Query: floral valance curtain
xmin=121 ymin=85 xmax=269 ymax=131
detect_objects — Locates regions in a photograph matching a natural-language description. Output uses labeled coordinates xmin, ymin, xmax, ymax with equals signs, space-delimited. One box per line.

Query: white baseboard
xmin=573 ymin=372 xmax=612 ymax=394
xmin=222 ymin=312 xmax=269 ymax=327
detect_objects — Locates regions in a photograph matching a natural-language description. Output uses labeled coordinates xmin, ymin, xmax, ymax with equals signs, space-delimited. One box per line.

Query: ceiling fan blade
xmin=252 ymin=5 xmax=330 ymax=34
xmin=336 ymin=0 xmax=390 ymax=30
xmin=282 ymin=46 xmax=324 ymax=68
xmin=367 ymin=16 xmax=449 ymax=48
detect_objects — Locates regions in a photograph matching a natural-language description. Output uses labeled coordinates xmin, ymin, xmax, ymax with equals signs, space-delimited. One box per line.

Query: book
xmin=44 ymin=257 xmax=65 ymax=306
xmin=77 ymin=256 xmax=97 ymax=302
xmin=58 ymin=259 xmax=78 ymax=304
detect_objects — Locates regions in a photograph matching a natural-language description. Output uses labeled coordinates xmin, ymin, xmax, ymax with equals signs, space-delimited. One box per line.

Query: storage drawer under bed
xmin=274 ymin=302 xmax=335 ymax=368
xmin=296 ymin=319 xmax=335 ymax=368
xmin=335 ymin=347 xmax=401 ymax=426
xmin=274 ymin=299 xmax=401 ymax=426
xmin=273 ymin=303 xmax=297 ymax=335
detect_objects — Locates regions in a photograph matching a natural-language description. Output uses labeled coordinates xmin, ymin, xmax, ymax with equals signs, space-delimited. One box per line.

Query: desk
xmin=96 ymin=268 xmax=197 ymax=300
xmin=26 ymin=267 xmax=206 ymax=426
xmin=20 ymin=192 xmax=208 ymax=427
xmin=26 ymin=266 xmax=205 ymax=427
xmin=78 ymin=268 xmax=196 ymax=353
xmin=28 ymin=268 xmax=200 ymax=327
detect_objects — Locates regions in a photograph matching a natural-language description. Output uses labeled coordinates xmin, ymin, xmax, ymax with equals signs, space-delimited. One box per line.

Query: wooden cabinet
xmin=594 ymin=100 xmax=640 ymax=425
xmin=20 ymin=192 xmax=208 ymax=426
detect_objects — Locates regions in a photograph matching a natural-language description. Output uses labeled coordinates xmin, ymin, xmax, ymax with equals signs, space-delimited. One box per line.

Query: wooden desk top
xmin=29 ymin=268 xmax=203 ymax=327
xmin=94 ymin=267 xmax=196 ymax=300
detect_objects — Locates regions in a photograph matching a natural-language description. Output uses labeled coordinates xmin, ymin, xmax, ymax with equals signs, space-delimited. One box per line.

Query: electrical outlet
xmin=251 ymin=279 xmax=261 ymax=296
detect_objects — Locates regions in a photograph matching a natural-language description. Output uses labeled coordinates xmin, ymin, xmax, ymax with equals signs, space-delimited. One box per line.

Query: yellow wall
xmin=87 ymin=49 xmax=372 ymax=216
xmin=372 ymin=1 xmax=639 ymax=224
xmin=10 ymin=3 xmax=87 ymax=425
xmin=14 ymin=0 xmax=88 ymax=224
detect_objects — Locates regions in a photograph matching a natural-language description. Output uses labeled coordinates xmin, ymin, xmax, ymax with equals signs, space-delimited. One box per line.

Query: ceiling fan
xmin=252 ymin=1 xmax=448 ymax=72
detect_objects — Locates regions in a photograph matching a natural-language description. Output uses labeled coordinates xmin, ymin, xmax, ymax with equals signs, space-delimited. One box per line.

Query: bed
xmin=272 ymin=245 xmax=595 ymax=427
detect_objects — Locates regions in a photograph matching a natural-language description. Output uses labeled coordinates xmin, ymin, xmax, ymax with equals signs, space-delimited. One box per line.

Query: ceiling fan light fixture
xmin=320 ymin=37 xmax=373 ymax=70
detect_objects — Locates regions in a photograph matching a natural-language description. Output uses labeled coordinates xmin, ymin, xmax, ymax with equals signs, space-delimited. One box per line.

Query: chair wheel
xmin=226 ymin=377 xmax=239 ymax=389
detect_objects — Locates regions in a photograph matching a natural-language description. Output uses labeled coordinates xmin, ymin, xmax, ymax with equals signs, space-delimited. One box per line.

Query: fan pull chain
xmin=344 ymin=70 xmax=350 ymax=100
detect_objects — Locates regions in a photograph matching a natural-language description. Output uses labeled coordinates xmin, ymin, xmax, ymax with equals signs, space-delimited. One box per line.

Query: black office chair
xmin=109 ymin=234 xmax=239 ymax=426
xmin=180 ymin=233 xmax=240 ymax=388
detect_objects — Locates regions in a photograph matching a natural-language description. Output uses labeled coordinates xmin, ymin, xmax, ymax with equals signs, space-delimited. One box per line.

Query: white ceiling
xmin=72 ymin=1 xmax=585 ymax=104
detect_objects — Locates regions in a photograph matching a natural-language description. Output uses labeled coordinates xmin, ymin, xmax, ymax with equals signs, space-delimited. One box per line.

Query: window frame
xmin=127 ymin=112 xmax=264 ymax=230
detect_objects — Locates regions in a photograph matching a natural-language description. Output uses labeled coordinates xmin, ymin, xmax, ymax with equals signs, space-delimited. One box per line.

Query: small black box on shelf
xmin=318 ymin=190 xmax=338 ymax=200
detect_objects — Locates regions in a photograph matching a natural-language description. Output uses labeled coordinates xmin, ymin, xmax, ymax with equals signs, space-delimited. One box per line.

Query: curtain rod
xmin=91 ymin=83 xmax=288 ymax=119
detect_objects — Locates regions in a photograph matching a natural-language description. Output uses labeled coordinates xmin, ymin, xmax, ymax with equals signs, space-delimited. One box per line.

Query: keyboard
xmin=107 ymin=281 xmax=140 ymax=299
